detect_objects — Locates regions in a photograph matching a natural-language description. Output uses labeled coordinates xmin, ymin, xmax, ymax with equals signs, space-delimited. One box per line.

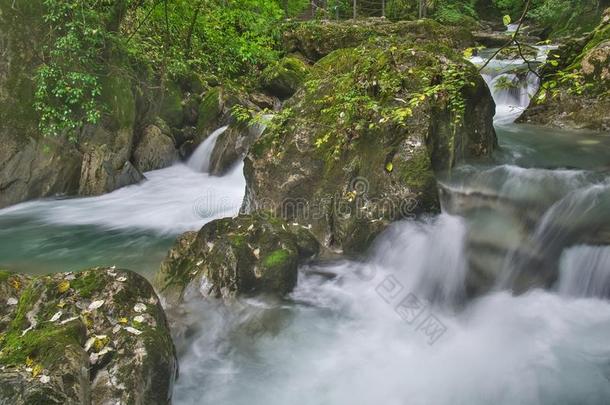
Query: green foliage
xmin=126 ymin=0 xmax=284 ymax=80
xmin=33 ymin=0 xmax=122 ymax=140
xmin=493 ymin=0 xmax=601 ymax=36
xmin=433 ymin=0 xmax=479 ymax=26
xmin=303 ymin=40 xmax=475 ymax=159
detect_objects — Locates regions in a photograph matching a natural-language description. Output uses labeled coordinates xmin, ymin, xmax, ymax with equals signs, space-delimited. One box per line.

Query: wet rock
xmin=208 ymin=118 xmax=270 ymax=176
xmin=0 ymin=268 xmax=177 ymax=405
xmin=243 ymin=37 xmax=497 ymax=255
xmin=0 ymin=137 xmax=81 ymax=209
xmin=520 ymin=9 xmax=610 ymax=131
xmin=155 ymin=215 xmax=320 ymax=305
xmin=79 ymin=142 xmax=144 ymax=196
xmin=133 ymin=124 xmax=178 ymax=172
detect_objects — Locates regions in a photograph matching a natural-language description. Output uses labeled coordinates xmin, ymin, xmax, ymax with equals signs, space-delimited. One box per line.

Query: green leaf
xmin=385 ymin=162 xmax=394 ymax=173
xmin=503 ymin=15 xmax=511 ymax=26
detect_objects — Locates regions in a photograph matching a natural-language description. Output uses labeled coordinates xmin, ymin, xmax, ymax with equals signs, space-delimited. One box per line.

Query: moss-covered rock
xmin=282 ymin=18 xmax=474 ymax=62
xmin=155 ymin=215 xmax=319 ymax=305
xmin=261 ymin=56 xmax=310 ymax=99
xmin=519 ymin=8 xmax=610 ymax=131
xmin=0 ymin=267 xmax=177 ymax=405
xmin=243 ymin=37 xmax=496 ymax=256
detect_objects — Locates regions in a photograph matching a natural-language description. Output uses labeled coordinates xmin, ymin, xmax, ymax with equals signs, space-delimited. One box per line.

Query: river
xmin=1 ymin=50 xmax=609 ymax=404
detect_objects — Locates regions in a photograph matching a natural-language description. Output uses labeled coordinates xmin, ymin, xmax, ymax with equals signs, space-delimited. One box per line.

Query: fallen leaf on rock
xmin=133 ymin=315 xmax=145 ymax=323
xmin=88 ymin=300 xmax=105 ymax=311
xmin=133 ymin=303 xmax=146 ymax=313
xmin=124 ymin=326 xmax=143 ymax=336
xmin=49 ymin=311 xmax=62 ymax=322
xmin=57 ymin=280 xmax=70 ymax=294
xmin=84 ymin=337 xmax=96 ymax=352
xmin=60 ymin=316 xmax=79 ymax=325
xmin=40 ymin=375 xmax=50 ymax=384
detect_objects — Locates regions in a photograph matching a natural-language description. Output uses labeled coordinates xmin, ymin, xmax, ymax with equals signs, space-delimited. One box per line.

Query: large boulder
xmin=519 ymin=8 xmax=610 ymax=131
xmin=0 ymin=137 xmax=82 ymax=209
xmin=261 ymin=56 xmax=310 ymax=99
xmin=155 ymin=215 xmax=319 ymax=306
xmin=133 ymin=124 xmax=178 ymax=173
xmin=282 ymin=18 xmax=474 ymax=62
xmin=0 ymin=268 xmax=177 ymax=404
xmin=243 ymin=37 xmax=497 ymax=256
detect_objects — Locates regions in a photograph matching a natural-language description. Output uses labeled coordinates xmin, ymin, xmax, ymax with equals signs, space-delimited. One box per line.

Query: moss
xmin=0 ymin=320 xmax=84 ymax=367
xmin=160 ymin=81 xmax=184 ymax=128
xmin=0 ymin=271 xmax=11 ymax=283
xmin=261 ymin=56 xmax=309 ymax=99
xmin=262 ymin=249 xmax=291 ymax=268
xmin=197 ymin=87 xmax=223 ymax=132
xmin=99 ymin=70 xmax=136 ymax=130
xmin=71 ymin=271 xmax=107 ymax=299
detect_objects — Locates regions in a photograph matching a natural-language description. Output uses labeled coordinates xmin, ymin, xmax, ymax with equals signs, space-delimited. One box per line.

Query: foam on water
xmin=174 ymin=215 xmax=610 ymax=405
xmin=0 ymin=127 xmax=245 ymax=235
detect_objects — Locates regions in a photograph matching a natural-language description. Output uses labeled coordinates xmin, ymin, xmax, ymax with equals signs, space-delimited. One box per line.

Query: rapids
xmin=1 ymin=47 xmax=610 ymax=405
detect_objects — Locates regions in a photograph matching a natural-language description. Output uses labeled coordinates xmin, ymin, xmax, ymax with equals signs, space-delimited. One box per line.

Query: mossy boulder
xmin=261 ymin=56 xmax=310 ymax=99
xmin=520 ymin=9 xmax=610 ymax=131
xmin=0 ymin=268 xmax=177 ymax=405
xmin=155 ymin=215 xmax=319 ymax=305
xmin=282 ymin=18 xmax=474 ymax=62
xmin=133 ymin=123 xmax=178 ymax=173
xmin=243 ymin=37 xmax=496 ymax=256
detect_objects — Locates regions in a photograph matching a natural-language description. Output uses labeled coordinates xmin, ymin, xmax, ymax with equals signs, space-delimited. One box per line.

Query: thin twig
xmin=478 ymin=0 xmax=532 ymax=72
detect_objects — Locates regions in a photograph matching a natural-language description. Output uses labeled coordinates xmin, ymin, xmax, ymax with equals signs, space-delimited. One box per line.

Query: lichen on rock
xmin=0 ymin=267 xmax=177 ymax=405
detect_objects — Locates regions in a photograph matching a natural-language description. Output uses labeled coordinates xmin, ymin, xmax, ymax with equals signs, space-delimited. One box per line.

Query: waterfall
xmin=472 ymin=45 xmax=554 ymax=124
xmin=559 ymin=245 xmax=610 ymax=298
xmin=187 ymin=126 xmax=228 ymax=172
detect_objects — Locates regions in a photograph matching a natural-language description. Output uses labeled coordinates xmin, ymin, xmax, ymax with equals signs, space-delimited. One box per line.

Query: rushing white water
xmin=0 ymin=127 xmax=245 ymax=235
xmin=174 ymin=215 xmax=610 ymax=405
xmin=560 ymin=245 xmax=610 ymax=298
xmin=471 ymin=45 xmax=556 ymax=124
xmin=187 ymin=126 xmax=229 ymax=172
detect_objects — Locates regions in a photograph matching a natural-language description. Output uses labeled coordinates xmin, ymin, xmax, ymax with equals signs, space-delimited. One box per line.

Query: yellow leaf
xmin=32 ymin=364 xmax=43 ymax=378
xmin=385 ymin=162 xmax=394 ymax=173
xmin=25 ymin=357 xmax=35 ymax=367
xmin=10 ymin=279 xmax=21 ymax=291
xmin=118 ymin=317 xmax=128 ymax=324
xmin=57 ymin=280 xmax=70 ymax=294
